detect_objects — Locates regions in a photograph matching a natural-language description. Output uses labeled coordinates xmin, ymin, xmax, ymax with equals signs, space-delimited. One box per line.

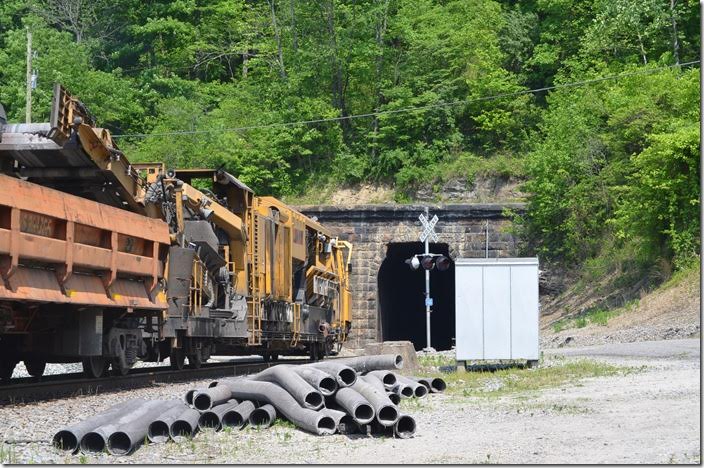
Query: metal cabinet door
xmin=455 ymin=265 xmax=483 ymax=360
xmin=483 ymin=266 xmax=512 ymax=359
xmin=510 ymin=264 xmax=539 ymax=359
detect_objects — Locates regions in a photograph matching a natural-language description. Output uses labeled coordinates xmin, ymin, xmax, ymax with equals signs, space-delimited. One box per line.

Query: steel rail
xmin=0 ymin=358 xmax=312 ymax=405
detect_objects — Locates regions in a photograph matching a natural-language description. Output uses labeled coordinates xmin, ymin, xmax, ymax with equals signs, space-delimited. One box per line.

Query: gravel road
xmin=0 ymin=339 xmax=699 ymax=464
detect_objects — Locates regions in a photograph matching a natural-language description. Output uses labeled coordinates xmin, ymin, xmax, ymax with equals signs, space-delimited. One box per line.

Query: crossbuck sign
xmin=418 ymin=213 xmax=439 ymax=243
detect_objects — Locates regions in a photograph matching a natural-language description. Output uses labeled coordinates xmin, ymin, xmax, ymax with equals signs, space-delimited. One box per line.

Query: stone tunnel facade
xmin=298 ymin=204 xmax=524 ymax=351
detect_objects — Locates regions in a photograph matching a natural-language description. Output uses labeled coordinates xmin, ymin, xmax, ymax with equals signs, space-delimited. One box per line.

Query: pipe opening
xmin=431 ymin=378 xmax=447 ymax=392
xmin=193 ymin=394 xmax=212 ymax=411
xmin=249 ymin=409 xmax=273 ymax=428
xmin=208 ymin=381 xmax=219 ymax=388
xmin=354 ymin=404 xmax=374 ymax=423
xmin=107 ymin=432 xmax=132 ymax=456
xmin=148 ymin=421 xmax=170 ymax=443
xmin=338 ymin=368 xmax=356 ymax=386
xmin=52 ymin=431 xmax=78 ymax=452
xmin=394 ymin=355 xmax=403 ymax=368
xmin=414 ymin=385 xmax=428 ymax=398
xmin=304 ymin=391 xmax=323 ymax=409
xmin=184 ymin=389 xmax=197 ymax=405
xmin=400 ymin=386 xmax=413 ymax=398
xmin=199 ymin=412 xmax=220 ymax=430
xmin=170 ymin=420 xmax=193 ymax=438
xmin=387 ymin=393 xmax=401 ymax=405
xmin=381 ymin=374 xmax=396 ymax=386
xmin=317 ymin=416 xmax=336 ymax=434
xmin=394 ymin=415 xmax=416 ymax=439
xmin=80 ymin=432 xmax=105 ymax=453
xmin=377 ymin=406 xmax=399 ymax=424
xmin=319 ymin=377 xmax=337 ymax=395
xmin=221 ymin=412 xmax=244 ymax=428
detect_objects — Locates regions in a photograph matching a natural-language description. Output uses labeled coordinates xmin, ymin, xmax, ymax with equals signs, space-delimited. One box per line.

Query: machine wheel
xmin=24 ymin=359 xmax=46 ymax=378
xmin=110 ymin=359 xmax=132 ymax=376
xmin=170 ymin=349 xmax=185 ymax=370
xmin=0 ymin=358 xmax=18 ymax=380
xmin=82 ymin=356 xmax=109 ymax=378
xmin=187 ymin=353 xmax=202 ymax=369
xmin=308 ymin=343 xmax=321 ymax=362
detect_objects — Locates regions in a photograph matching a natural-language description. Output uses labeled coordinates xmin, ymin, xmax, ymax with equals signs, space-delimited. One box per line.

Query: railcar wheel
xmin=110 ymin=359 xmax=131 ymax=376
xmin=187 ymin=353 xmax=202 ymax=369
xmin=82 ymin=356 xmax=109 ymax=378
xmin=24 ymin=359 xmax=46 ymax=377
xmin=0 ymin=359 xmax=17 ymax=380
xmin=170 ymin=349 xmax=185 ymax=370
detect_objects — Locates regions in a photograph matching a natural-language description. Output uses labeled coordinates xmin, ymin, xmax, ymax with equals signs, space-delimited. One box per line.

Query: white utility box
xmin=455 ymin=257 xmax=539 ymax=362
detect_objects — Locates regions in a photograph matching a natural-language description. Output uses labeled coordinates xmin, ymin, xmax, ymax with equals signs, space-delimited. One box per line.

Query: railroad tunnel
xmin=377 ymin=242 xmax=456 ymax=351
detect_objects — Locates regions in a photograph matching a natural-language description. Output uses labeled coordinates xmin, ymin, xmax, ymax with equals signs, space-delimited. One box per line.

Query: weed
xmin=575 ymin=317 xmax=587 ymax=328
xmin=441 ymin=359 xmax=625 ymax=398
xmin=418 ymin=354 xmax=455 ymax=369
xmin=79 ymin=454 xmax=88 ymax=464
xmin=0 ymin=442 xmax=16 ymax=464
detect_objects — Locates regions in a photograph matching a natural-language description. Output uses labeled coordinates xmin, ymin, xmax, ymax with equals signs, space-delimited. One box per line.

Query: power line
xmin=112 ymin=60 xmax=700 ymax=139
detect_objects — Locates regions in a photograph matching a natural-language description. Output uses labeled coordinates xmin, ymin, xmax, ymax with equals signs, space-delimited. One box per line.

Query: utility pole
xmin=25 ymin=28 xmax=32 ymax=124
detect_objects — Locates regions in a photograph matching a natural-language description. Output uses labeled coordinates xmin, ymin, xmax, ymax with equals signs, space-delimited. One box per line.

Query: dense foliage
xmin=0 ymin=0 xmax=700 ymax=273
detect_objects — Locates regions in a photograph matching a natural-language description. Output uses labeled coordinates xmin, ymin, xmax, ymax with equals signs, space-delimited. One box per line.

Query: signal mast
xmin=404 ymin=207 xmax=451 ymax=352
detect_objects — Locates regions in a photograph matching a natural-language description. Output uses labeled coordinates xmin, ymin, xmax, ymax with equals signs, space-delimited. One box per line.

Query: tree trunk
xmin=324 ymin=0 xmax=350 ymax=140
xmin=290 ymin=0 xmax=298 ymax=52
xmin=370 ymin=0 xmax=390 ymax=159
xmin=669 ymin=0 xmax=680 ymax=65
xmin=636 ymin=29 xmax=647 ymax=65
xmin=268 ymin=0 xmax=287 ymax=79
xmin=242 ymin=51 xmax=249 ymax=79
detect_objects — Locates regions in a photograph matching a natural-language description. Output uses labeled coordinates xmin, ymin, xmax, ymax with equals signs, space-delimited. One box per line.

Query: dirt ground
xmin=0 ymin=338 xmax=699 ymax=464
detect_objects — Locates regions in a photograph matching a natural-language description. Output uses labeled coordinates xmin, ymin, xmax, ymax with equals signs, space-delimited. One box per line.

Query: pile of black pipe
xmin=52 ymin=354 xmax=446 ymax=456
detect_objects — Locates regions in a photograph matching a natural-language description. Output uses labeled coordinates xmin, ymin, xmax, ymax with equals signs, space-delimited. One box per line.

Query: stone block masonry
xmin=297 ymin=204 xmax=525 ymax=350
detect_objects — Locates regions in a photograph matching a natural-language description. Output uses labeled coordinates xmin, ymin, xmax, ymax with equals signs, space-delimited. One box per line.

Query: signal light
xmin=405 ymin=254 xmax=452 ymax=271
xmin=420 ymin=255 xmax=435 ymax=270
xmin=405 ymin=256 xmax=421 ymax=270
xmin=435 ymin=255 xmax=451 ymax=271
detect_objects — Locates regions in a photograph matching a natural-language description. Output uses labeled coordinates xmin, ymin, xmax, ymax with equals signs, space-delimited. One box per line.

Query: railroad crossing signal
xmin=418 ymin=213 xmax=439 ymax=243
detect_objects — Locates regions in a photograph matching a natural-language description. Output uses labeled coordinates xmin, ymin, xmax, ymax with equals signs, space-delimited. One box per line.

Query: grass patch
xmin=417 ymin=353 xmax=456 ymax=369
xmin=437 ymin=358 xmax=624 ymax=398
xmin=551 ymin=299 xmax=640 ymax=332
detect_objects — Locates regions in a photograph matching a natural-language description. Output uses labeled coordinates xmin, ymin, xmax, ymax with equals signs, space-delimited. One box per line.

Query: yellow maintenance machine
xmin=0 ymin=84 xmax=352 ymax=378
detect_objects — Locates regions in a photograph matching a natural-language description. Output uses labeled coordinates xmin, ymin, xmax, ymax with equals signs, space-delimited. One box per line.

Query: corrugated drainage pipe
xmin=332 ymin=354 xmax=403 ymax=373
xmin=292 ymin=366 xmax=338 ymax=396
xmin=223 ymin=379 xmax=336 ymax=435
xmin=193 ymin=385 xmax=233 ymax=411
xmin=393 ymin=414 xmax=417 ymax=439
xmin=53 ymin=399 xmax=145 ymax=453
xmin=252 ymin=366 xmax=323 ymax=409
xmin=306 ymin=362 xmax=357 ymax=387
xmin=170 ymin=408 xmax=201 ymax=441
xmin=198 ymin=399 xmax=240 ymax=430
xmin=148 ymin=403 xmax=190 ymax=443
xmin=221 ymin=400 xmax=256 ymax=429
xmin=249 ymin=404 xmax=276 ymax=429
xmin=411 ymin=376 xmax=447 ymax=393
xmin=350 ymin=379 xmax=399 ymax=427
xmin=391 ymin=383 xmax=414 ymax=399
xmin=394 ymin=375 xmax=428 ymax=398
xmin=183 ymin=388 xmax=203 ymax=406
xmin=106 ymin=400 xmax=182 ymax=456
xmin=80 ymin=400 xmax=162 ymax=454
xmin=365 ymin=370 xmax=397 ymax=389
xmin=333 ymin=387 xmax=374 ymax=424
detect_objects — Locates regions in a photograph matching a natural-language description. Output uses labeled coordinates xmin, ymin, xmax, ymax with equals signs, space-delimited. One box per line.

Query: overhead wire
xmin=111 ymin=60 xmax=700 ymax=140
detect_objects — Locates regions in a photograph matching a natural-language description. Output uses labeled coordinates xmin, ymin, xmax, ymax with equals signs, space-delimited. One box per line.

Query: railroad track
xmin=0 ymin=358 xmax=313 ymax=405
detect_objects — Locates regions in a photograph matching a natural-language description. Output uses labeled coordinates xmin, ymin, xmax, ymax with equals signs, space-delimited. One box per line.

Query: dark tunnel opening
xmin=377 ymin=242 xmax=455 ymax=351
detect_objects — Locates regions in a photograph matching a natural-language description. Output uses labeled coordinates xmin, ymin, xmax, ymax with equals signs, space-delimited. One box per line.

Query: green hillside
xmin=0 ymin=0 xmax=700 ymax=284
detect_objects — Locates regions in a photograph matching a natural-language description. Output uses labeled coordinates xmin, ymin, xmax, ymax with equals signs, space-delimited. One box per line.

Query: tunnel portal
xmin=377 ymin=242 xmax=456 ymax=351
